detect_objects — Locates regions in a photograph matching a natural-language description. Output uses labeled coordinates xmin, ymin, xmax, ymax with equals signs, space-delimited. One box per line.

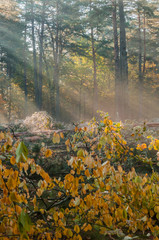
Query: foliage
xmin=0 ymin=114 xmax=159 ymax=239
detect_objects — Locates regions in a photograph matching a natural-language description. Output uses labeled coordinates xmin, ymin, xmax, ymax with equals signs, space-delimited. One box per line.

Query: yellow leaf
xmin=65 ymin=139 xmax=70 ymax=146
xmin=85 ymin=155 xmax=94 ymax=168
xmin=60 ymin=132 xmax=64 ymax=139
xmin=75 ymin=126 xmax=78 ymax=132
xmin=65 ymin=208 xmax=69 ymax=214
xmin=10 ymin=156 xmax=16 ymax=165
xmin=114 ymin=194 xmax=121 ymax=205
xmin=53 ymin=132 xmax=60 ymax=144
xmin=66 ymin=229 xmax=73 ymax=237
xmin=109 ymin=120 xmax=113 ymax=125
xmin=85 ymin=169 xmax=90 ymax=178
xmin=58 ymin=219 xmax=64 ymax=226
xmin=9 ymin=192 xmax=17 ymax=202
xmin=104 ymin=127 xmax=108 ymax=134
xmin=32 ymin=196 xmax=36 ymax=208
xmin=40 ymin=170 xmax=51 ymax=183
xmin=154 ymin=206 xmax=159 ymax=213
xmin=83 ymin=224 xmax=92 ymax=232
xmin=59 ymin=212 xmax=64 ymax=219
xmin=15 ymin=205 xmax=22 ymax=214
xmin=7 ymin=177 xmax=16 ymax=190
xmin=118 ymin=165 xmax=123 ymax=173
xmin=40 ymin=209 xmax=44 ymax=214
xmin=106 ymin=185 xmax=111 ymax=191
xmin=58 ymin=191 xmax=62 ymax=197
xmin=0 ymin=132 xmax=4 ymax=141
xmin=53 ymin=212 xmax=58 ymax=222
xmin=46 ymin=233 xmax=52 ymax=240
xmin=99 ymin=227 xmax=107 ymax=235
xmin=77 ymin=149 xmax=84 ymax=158
xmin=103 ymin=214 xmax=112 ymax=227
xmin=100 ymin=181 xmax=105 ymax=188
xmin=74 ymin=225 xmax=80 ymax=234
xmin=137 ymin=143 xmax=147 ymax=151
xmin=37 ymin=189 xmax=43 ymax=197
xmin=55 ymin=231 xmax=62 ymax=239
xmin=73 ymin=234 xmax=82 ymax=240
xmin=45 ymin=149 xmax=52 ymax=158
xmin=150 ymin=210 xmax=154 ymax=217
xmin=7 ymin=135 xmax=13 ymax=145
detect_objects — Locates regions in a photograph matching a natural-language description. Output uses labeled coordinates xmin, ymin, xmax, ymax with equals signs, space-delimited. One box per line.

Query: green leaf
xmin=77 ymin=149 xmax=84 ymax=158
xmin=123 ymin=209 xmax=127 ymax=219
xmin=99 ymin=136 xmax=106 ymax=145
xmin=134 ymin=176 xmax=142 ymax=184
xmin=16 ymin=142 xmax=28 ymax=163
xmin=156 ymin=213 xmax=159 ymax=220
xmin=98 ymin=122 xmax=105 ymax=130
xmin=21 ymin=232 xmax=29 ymax=240
xmin=18 ymin=209 xmax=32 ymax=233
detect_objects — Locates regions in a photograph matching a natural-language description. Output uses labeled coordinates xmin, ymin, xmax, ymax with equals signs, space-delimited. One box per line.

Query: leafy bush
xmin=0 ymin=114 xmax=159 ymax=240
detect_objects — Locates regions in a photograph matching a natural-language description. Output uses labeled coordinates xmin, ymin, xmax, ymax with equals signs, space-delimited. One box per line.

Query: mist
xmin=0 ymin=0 xmax=159 ymax=124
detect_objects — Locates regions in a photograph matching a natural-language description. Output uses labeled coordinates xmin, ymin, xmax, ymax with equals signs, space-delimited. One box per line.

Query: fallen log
xmin=146 ymin=123 xmax=159 ymax=127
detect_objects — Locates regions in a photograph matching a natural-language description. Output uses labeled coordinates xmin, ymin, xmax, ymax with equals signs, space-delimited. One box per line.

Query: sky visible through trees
xmin=0 ymin=0 xmax=159 ymax=123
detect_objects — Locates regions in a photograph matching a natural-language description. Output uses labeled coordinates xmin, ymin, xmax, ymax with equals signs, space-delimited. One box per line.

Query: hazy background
xmin=0 ymin=0 xmax=159 ymax=123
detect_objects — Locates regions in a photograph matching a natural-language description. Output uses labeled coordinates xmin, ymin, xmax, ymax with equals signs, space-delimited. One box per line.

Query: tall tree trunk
xmin=112 ymin=0 xmax=120 ymax=121
xmin=46 ymin=24 xmax=56 ymax=117
xmin=54 ymin=0 xmax=60 ymax=120
xmin=43 ymin=52 xmax=52 ymax=114
xmin=24 ymin=0 xmax=28 ymax=115
xmin=138 ymin=9 xmax=143 ymax=119
xmin=54 ymin=64 xmax=60 ymax=120
xmin=90 ymin=0 xmax=98 ymax=117
xmin=143 ymin=11 xmax=146 ymax=74
xmin=38 ymin=1 xmax=45 ymax=110
xmin=31 ymin=0 xmax=39 ymax=108
xmin=91 ymin=27 xmax=98 ymax=117
xmin=119 ymin=0 xmax=128 ymax=120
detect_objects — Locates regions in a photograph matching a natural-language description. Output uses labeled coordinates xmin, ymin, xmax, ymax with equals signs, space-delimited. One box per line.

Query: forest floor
xmin=1 ymin=112 xmax=159 ymax=240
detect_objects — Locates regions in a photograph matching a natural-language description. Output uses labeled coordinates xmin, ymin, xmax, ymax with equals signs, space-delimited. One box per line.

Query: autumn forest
xmin=1 ymin=1 xmax=159 ymax=240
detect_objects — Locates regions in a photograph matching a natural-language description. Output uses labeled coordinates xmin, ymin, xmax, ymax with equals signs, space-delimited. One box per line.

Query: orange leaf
xmin=46 ymin=233 xmax=52 ymax=240
xmin=10 ymin=156 xmax=16 ymax=165
xmin=85 ymin=169 xmax=90 ymax=178
xmin=60 ymin=132 xmax=64 ymax=139
xmin=74 ymin=225 xmax=80 ymax=234
xmin=15 ymin=205 xmax=22 ymax=214
xmin=0 ymin=132 xmax=4 ymax=141
xmin=83 ymin=224 xmax=92 ymax=232
xmin=45 ymin=149 xmax=52 ymax=158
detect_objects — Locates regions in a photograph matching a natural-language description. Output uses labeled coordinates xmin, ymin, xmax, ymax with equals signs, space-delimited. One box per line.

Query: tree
xmin=30 ymin=0 xmax=39 ymax=108
xmin=23 ymin=0 xmax=28 ymax=112
xmin=38 ymin=0 xmax=46 ymax=110
xmin=112 ymin=0 xmax=120 ymax=120
xmin=118 ymin=0 xmax=128 ymax=120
